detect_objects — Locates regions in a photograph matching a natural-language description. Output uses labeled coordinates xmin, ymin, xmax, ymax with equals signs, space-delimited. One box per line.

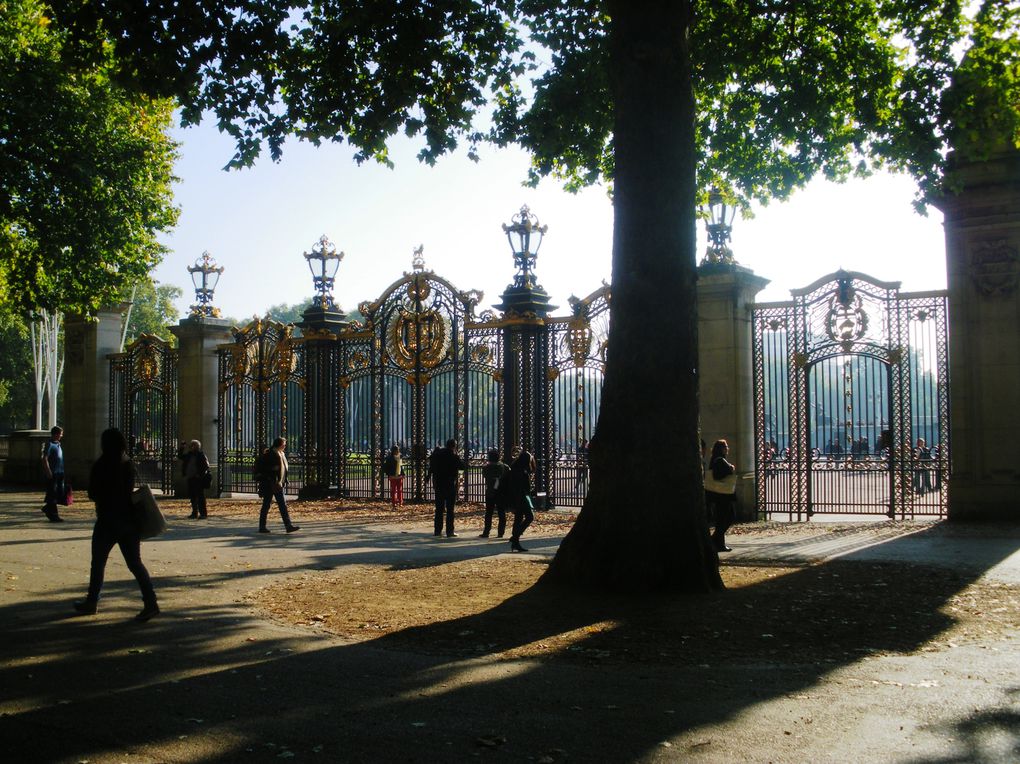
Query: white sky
xmin=154 ymin=121 xmax=947 ymax=322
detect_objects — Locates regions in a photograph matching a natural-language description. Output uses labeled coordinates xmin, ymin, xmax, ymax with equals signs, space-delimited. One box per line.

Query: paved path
xmin=2 ymin=490 xmax=1019 ymax=763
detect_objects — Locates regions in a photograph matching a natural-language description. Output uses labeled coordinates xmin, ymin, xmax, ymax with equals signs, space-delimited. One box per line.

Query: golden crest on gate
xmin=565 ymin=317 xmax=592 ymax=368
xmin=387 ymin=307 xmax=451 ymax=370
xmin=134 ymin=344 xmax=161 ymax=384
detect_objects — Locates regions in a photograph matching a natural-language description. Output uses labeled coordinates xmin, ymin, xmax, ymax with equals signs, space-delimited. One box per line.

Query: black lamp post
xmin=503 ymin=205 xmax=546 ymax=288
xmin=702 ymin=188 xmax=738 ymax=265
xmin=304 ymin=234 xmax=344 ymax=309
xmin=187 ymin=251 xmax=224 ymax=317
xmin=299 ymin=235 xmax=347 ymax=332
xmin=495 ymin=206 xmax=556 ymax=318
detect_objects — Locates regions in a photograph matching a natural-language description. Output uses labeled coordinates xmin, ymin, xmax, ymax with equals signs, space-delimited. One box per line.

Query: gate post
xmin=697 ymin=262 xmax=769 ymax=520
xmin=63 ymin=305 xmax=128 ymax=489
xmin=938 ymin=147 xmax=1020 ymax=521
xmin=297 ymin=303 xmax=347 ymax=499
xmin=495 ymin=207 xmax=557 ymax=506
xmin=170 ymin=316 xmax=234 ymax=495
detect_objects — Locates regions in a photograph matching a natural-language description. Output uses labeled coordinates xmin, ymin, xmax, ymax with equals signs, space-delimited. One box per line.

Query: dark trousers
xmin=259 ymin=485 xmax=294 ymax=529
xmin=482 ymin=493 xmax=507 ymax=537
xmin=707 ymin=490 xmax=735 ymax=548
xmin=43 ymin=474 xmax=64 ymax=516
xmin=86 ymin=519 xmax=157 ymax=605
xmin=186 ymin=476 xmax=207 ymax=517
xmin=511 ymin=500 xmax=534 ymax=541
xmin=433 ymin=485 xmax=456 ymax=535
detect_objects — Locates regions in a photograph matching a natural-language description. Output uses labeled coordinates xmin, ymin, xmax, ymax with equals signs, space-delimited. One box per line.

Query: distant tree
xmin=121 ymin=279 xmax=182 ymax=348
xmin=62 ymin=0 xmax=1017 ymax=591
xmin=264 ymin=299 xmax=315 ymax=326
xmin=0 ymin=0 xmax=179 ymax=316
xmin=0 ymin=311 xmax=35 ymax=433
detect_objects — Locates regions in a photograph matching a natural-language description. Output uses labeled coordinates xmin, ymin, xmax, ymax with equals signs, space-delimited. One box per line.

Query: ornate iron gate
xmin=548 ymin=285 xmax=610 ymax=507
xmin=753 ymin=271 xmax=949 ymax=519
xmin=217 ymin=318 xmax=305 ymax=495
xmin=340 ymin=264 xmax=489 ymax=502
xmin=108 ymin=335 xmax=178 ymax=493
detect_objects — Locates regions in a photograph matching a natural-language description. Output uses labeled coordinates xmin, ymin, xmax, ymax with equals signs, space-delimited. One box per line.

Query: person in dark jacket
xmin=257 ymin=437 xmax=299 ymax=534
xmin=40 ymin=425 xmax=66 ymax=522
xmin=429 ymin=439 xmax=467 ymax=537
xmin=74 ymin=428 xmax=159 ymax=621
xmin=479 ymin=449 xmax=510 ymax=538
xmin=179 ymin=439 xmax=211 ymax=519
xmin=705 ymin=439 xmax=737 ymax=552
xmin=508 ymin=450 xmax=536 ymax=552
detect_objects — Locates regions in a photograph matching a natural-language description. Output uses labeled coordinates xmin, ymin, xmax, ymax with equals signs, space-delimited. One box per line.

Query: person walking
xmin=573 ymin=438 xmax=589 ymax=495
xmin=179 ymin=439 xmax=211 ymax=519
xmin=257 ymin=437 xmax=300 ymax=534
xmin=429 ymin=438 xmax=467 ymax=537
xmin=508 ymin=449 xmax=536 ymax=552
xmin=382 ymin=445 xmax=404 ymax=507
xmin=913 ymin=437 xmax=933 ymax=495
xmin=479 ymin=449 xmax=510 ymax=538
xmin=74 ymin=428 xmax=159 ymax=621
xmin=705 ymin=439 xmax=737 ymax=552
xmin=40 ymin=425 xmax=66 ymax=522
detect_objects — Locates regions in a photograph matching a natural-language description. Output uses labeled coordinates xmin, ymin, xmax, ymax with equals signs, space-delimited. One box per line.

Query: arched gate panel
xmin=217 ymin=318 xmax=305 ymax=495
xmin=754 ymin=271 xmax=949 ymax=519
xmin=342 ymin=264 xmax=487 ymax=502
xmin=108 ymin=335 xmax=178 ymax=493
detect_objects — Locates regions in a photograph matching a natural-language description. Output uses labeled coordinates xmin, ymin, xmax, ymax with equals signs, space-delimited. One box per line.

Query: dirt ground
xmin=214 ymin=497 xmax=1020 ymax=668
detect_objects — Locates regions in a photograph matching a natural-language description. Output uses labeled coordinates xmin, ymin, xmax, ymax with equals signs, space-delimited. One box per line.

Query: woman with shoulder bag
xmin=705 ymin=439 xmax=737 ymax=552
xmin=74 ymin=428 xmax=159 ymax=621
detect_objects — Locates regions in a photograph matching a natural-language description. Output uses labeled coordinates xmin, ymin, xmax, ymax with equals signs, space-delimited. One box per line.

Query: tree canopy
xmin=122 ymin=278 xmax=182 ymax=346
xmin=59 ymin=1 xmax=1018 ymax=204
xmin=57 ymin=0 xmax=1019 ymax=591
xmin=0 ymin=0 xmax=179 ymax=315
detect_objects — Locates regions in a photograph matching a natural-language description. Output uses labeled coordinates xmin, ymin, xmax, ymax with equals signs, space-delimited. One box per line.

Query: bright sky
xmin=154 ymin=121 xmax=947 ymax=323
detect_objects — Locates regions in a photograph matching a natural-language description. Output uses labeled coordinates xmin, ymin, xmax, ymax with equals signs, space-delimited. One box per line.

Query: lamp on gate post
xmin=304 ymin=234 xmax=344 ymax=309
xmin=187 ymin=251 xmax=224 ymax=317
xmin=495 ymin=206 xmax=556 ymax=318
xmin=702 ymin=188 xmax=738 ymax=266
xmin=299 ymin=235 xmax=347 ymax=333
xmin=503 ymin=205 xmax=547 ymax=287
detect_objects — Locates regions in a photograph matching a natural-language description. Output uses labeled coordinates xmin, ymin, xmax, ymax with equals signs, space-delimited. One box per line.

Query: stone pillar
xmin=937 ymin=148 xmax=1020 ymax=521
xmin=697 ymin=263 xmax=770 ymax=520
xmin=170 ymin=317 xmax=234 ymax=495
xmin=63 ymin=306 xmax=127 ymax=488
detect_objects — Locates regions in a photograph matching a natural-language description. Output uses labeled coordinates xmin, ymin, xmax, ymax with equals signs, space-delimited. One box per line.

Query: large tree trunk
xmin=544 ymin=0 xmax=722 ymax=592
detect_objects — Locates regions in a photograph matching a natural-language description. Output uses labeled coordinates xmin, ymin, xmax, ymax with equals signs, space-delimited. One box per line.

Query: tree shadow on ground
xmin=2 ymin=525 xmax=1018 ymax=762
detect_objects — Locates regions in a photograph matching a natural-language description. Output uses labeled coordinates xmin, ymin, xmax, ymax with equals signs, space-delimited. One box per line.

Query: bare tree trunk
xmin=544 ymin=0 xmax=722 ymax=592
xmin=46 ymin=311 xmax=62 ymax=428
xmin=30 ymin=317 xmax=46 ymax=430
xmin=30 ymin=310 xmax=64 ymax=429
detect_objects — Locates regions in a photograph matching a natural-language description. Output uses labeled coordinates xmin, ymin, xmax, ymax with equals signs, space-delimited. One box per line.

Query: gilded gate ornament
xmin=825 ymin=278 xmax=869 ymax=349
xmin=565 ymin=317 xmax=593 ymax=368
xmin=386 ymin=306 xmax=451 ymax=370
xmin=135 ymin=344 xmax=161 ymax=384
